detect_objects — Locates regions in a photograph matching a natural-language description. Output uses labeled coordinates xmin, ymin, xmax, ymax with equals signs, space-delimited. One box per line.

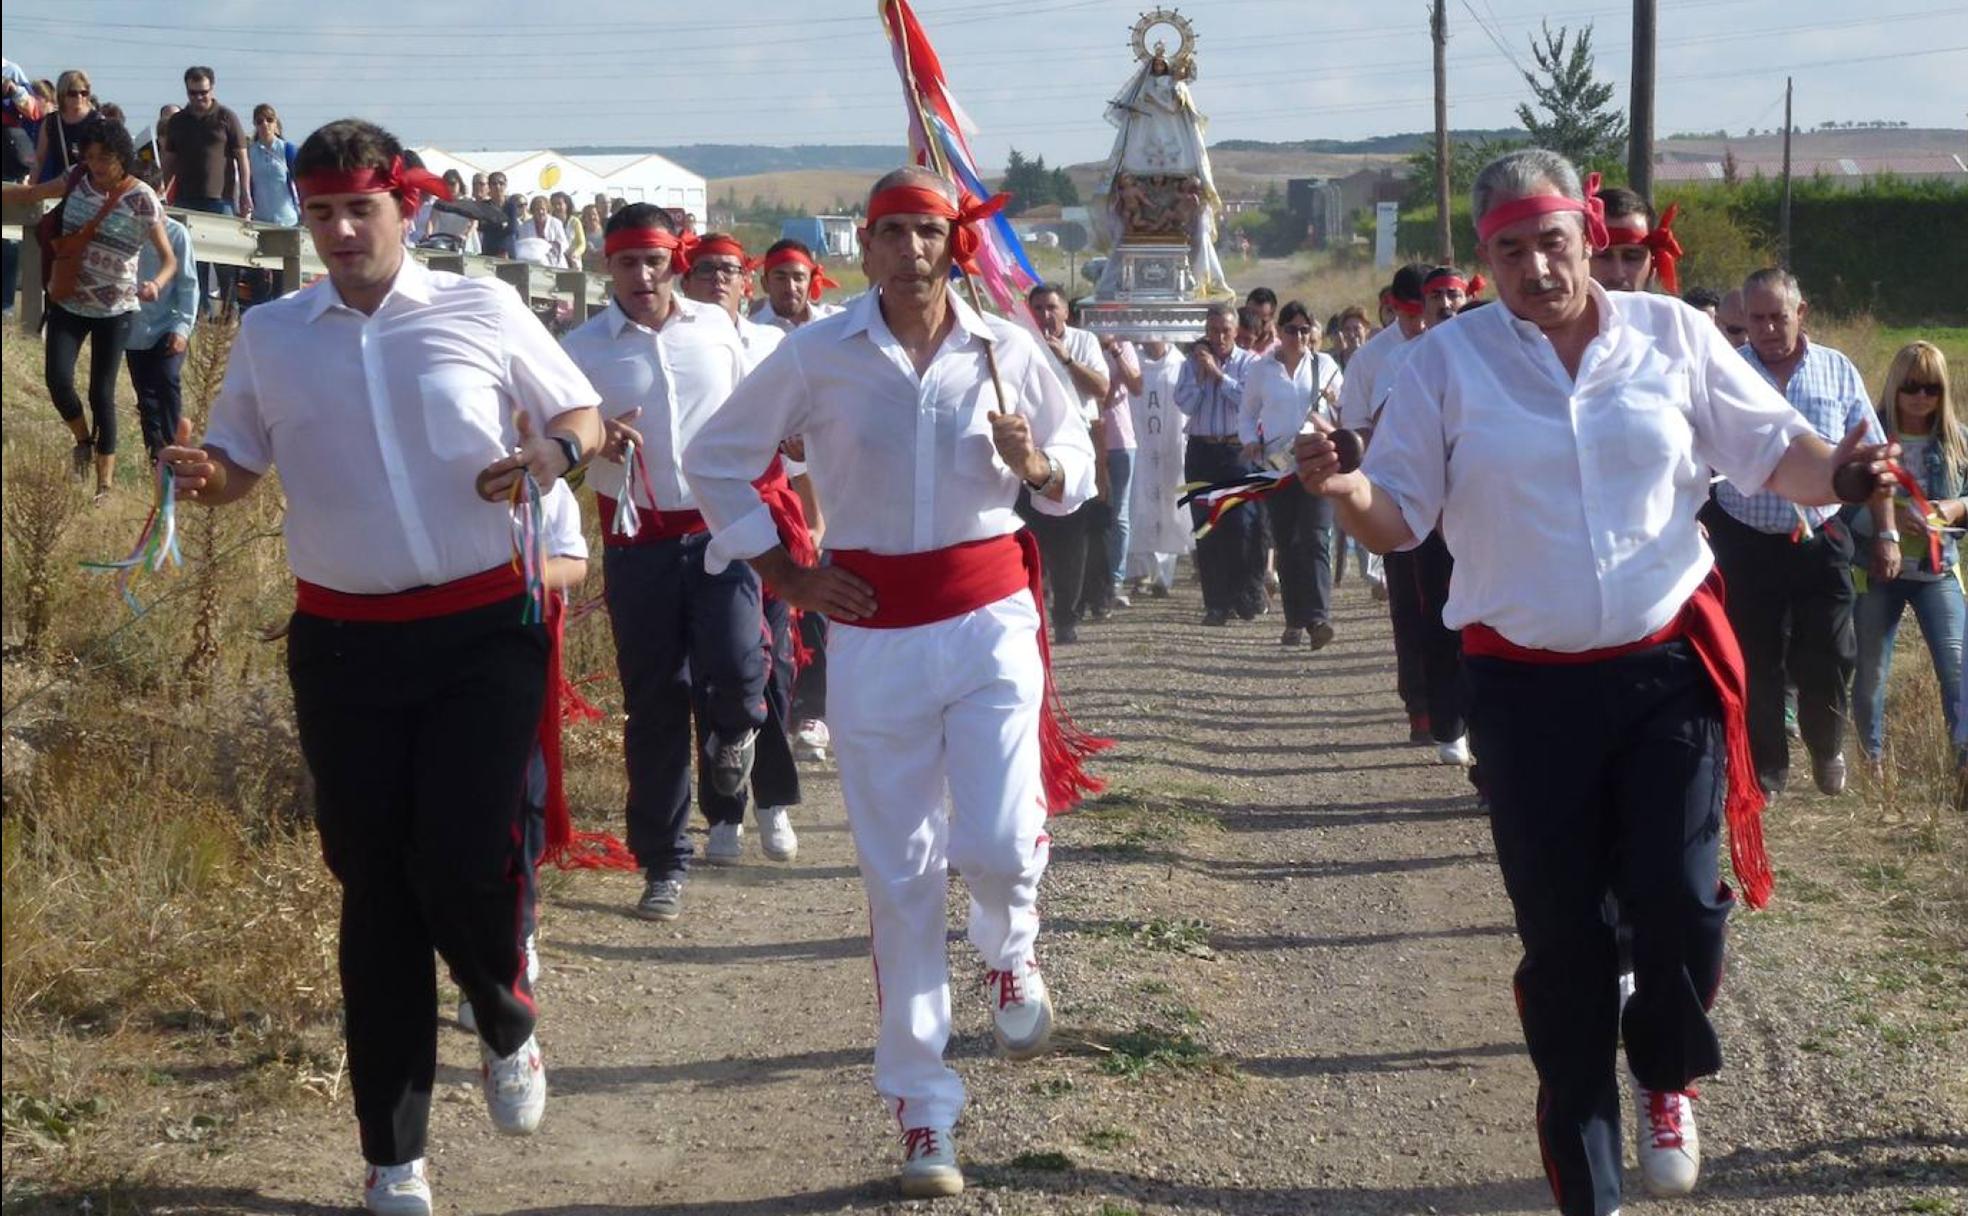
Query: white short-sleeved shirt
xmin=1364 ymin=284 xmax=1814 ymax=652
xmin=541 ymin=480 xmax=588 ymax=560
xmin=1041 ymin=324 xmax=1106 ymax=425
xmin=683 ymin=288 xmax=1097 ymax=571
xmin=204 ymin=256 xmax=599 ymax=594
xmin=559 ymin=295 xmax=748 ymax=512
xmin=1241 ymin=350 xmax=1344 ymax=458
xmin=1336 ymin=322 xmax=1415 ymax=431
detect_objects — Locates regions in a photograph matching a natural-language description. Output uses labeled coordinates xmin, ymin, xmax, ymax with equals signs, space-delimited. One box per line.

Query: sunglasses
xmin=1900 ymin=382 xmax=1943 ymax=397
xmin=186 ymin=88 xmax=212 ymax=98
xmin=1283 ymin=325 xmax=1315 ymax=337
xmin=61 ymin=89 xmax=88 ymax=99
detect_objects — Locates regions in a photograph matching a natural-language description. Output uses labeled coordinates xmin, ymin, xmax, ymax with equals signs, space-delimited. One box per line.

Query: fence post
xmin=556 ymin=270 xmax=590 ymax=324
xmin=420 ymin=250 xmax=466 ymax=276
xmin=493 ymin=260 xmax=531 ymax=301
xmin=19 ymin=228 xmax=43 ymax=333
xmin=256 ymin=226 xmax=306 ymax=296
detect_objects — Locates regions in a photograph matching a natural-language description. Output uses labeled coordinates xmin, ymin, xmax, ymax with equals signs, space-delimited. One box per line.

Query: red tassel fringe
xmin=1014 ymin=529 xmax=1112 ymax=813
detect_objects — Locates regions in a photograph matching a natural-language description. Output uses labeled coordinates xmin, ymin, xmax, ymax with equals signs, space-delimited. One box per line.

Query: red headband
xmin=1389 ymin=295 xmax=1425 ymax=317
xmin=760 ymin=247 xmax=841 ymax=302
xmin=602 ymin=225 xmax=697 ymax=275
xmin=295 ymin=154 xmax=452 ymax=214
xmin=1423 ymin=272 xmax=1485 ymax=297
xmin=1475 ymin=171 xmax=1608 ymax=251
xmin=1602 ymin=201 xmax=1683 ymax=295
xmin=861 ymin=185 xmax=1009 ymax=276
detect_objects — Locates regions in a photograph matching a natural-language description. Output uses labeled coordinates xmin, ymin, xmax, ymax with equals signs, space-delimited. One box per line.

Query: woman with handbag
xmin=4 ymin=116 xmax=176 ymax=501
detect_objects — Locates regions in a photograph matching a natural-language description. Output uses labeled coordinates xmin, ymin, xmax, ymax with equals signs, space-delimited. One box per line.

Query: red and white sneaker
xmin=481 ymin=1033 xmax=547 ymax=1135
xmin=362 ymin=1158 xmax=431 ymax=1216
xmin=1634 ymin=1083 xmax=1701 ymax=1196
xmin=984 ymin=959 xmax=1054 ymax=1060
xmin=898 ymin=1125 xmax=963 ymax=1198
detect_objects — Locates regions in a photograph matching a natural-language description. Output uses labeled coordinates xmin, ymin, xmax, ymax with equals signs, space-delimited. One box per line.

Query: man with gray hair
xmin=683 ymin=165 xmax=1099 ymax=1198
xmin=1295 ymin=148 xmax=1900 ymax=1216
xmin=1177 ymin=300 xmax=1264 ymax=624
xmin=1702 ymin=267 xmax=1890 ymax=798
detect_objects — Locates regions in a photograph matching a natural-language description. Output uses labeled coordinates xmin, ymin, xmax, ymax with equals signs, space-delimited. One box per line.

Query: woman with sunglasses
xmin=32 ymin=69 xmax=93 ymax=183
xmin=1853 ymin=341 xmax=1967 ymax=775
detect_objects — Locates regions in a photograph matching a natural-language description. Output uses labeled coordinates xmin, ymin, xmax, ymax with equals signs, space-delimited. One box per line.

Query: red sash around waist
xmin=295 ymin=564 xmax=525 ymax=622
xmin=825 ymin=530 xmax=1110 ymax=813
xmin=1463 ymin=571 xmax=1772 ymax=909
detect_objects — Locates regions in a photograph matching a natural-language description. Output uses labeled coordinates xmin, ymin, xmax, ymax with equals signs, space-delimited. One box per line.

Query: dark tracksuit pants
xmin=1468 ymin=641 xmax=1733 ymax=1216
xmin=1700 ymin=503 xmax=1856 ymax=790
xmin=1385 ymin=531 xmax=1465 ymax=742
xmin=1184 ymin=437 xmax=1266 ymax=617
xmin=126 ymin=341 xmax=186 ymax=462
xmin=703 ymin=591 xmax=802 ymax=825
xmin=601 ymin=533 xmax=767 ymax=880
xmin=1265 ymin=479 xmax=1333 ymax=631
xmin=287 ymin=596 xmax=545 ymax=1168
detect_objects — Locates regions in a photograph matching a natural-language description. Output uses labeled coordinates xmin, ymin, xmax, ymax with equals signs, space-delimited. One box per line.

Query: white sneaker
xmin=1634 ymin=1083 xmax=1701 ymax=1197
xmin=756 ymin=805 xmax=798 ymax=862
xmin=705 ymin=822 xmax=744 ymax=866
xmin=985 ymin=960 xmax=1054 ymax=1060
xmin=1617 ymin=969 xmax=1636 ymax=1011
xmin=1436 ymin=735 xmax=1472 ymax=767
xmin=480 ymin=1033 xmax=546 ymax=1135
xmin=793 ymin=718 xmax=830 ymax=762
xmin=898 ymin=1125 xmax=963 ymax=1198
xmin=363 ymin=1158 xmax=432 ymax=1216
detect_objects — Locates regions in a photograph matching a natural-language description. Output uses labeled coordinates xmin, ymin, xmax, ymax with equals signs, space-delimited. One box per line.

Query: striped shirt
xmin=1713 ymin=337 xmax=1881 ymax=533
xmin=1174 ymin=345 xmax=1256 ymax=438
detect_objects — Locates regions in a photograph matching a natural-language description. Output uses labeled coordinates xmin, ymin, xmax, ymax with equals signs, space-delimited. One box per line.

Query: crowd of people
xmin=2 ymin=57 xmax=1960 ymax=1216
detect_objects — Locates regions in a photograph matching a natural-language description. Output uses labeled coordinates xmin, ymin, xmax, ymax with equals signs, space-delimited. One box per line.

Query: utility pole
xmin=1779 ymin=76 xmax=1794 ymax=268
xmin=1432 ymin=0 xmax=1453 ymax=262
xmin=1628 ymin=0 xmax=1656 ymax=199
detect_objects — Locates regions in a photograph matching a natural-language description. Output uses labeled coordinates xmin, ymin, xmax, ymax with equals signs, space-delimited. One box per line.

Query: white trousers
xmin=829 ymin=588 xmax=1051 ymax=1131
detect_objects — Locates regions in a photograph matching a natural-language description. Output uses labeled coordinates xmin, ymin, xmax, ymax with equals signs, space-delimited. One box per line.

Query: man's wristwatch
xmin=1877 ymin=529 xmax=1901 ymax=544
xmin=1024 ymin=452 xmax=1062 ymax=495
xmin=550 ymin=432 xmax=585 ymax=480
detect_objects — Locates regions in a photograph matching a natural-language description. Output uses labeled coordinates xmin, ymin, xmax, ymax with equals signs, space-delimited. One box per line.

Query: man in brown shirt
xmin=162 ymin=65 xmax=250 ymax=316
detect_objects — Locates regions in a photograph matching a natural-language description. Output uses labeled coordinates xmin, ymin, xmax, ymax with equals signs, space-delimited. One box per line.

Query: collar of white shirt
xmin=840 ymin=285 xmax=996 ymax=353
xmin=601 ymin=292 xmax=718 ymax=339
xmin=302 ymin=251 xmax=435 ymax=323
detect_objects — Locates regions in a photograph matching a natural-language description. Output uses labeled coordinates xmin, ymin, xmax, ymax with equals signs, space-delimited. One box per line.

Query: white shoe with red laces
xmin=481 ymin=1033 xmax=547 ymax=1135
xmin=362 ymin=1158 xmax=432 ymax=1216
xmin=985 ymin=960 xmax=1054 ymax=1060
xmin=1634 ymin=1083 xmax=1701 ymax=1196
xmin=898 ymin=1125 xmax=963 ymax=1197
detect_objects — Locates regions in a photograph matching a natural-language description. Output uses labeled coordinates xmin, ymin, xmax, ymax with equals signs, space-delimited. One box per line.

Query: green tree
xmin=1515 ymin=22 xmax=1627 ymax=169
xmin=1048 ymin=167 xmax=1079 ymax=207
xmin=1001 ymin=148 xmax=1058 ymax=215
xmin=1404 ymin=136 xmax=1525 ymax=209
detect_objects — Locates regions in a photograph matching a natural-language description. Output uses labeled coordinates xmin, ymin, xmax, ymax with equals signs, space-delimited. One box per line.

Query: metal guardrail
xmin=1 ymin=199 xmax=607 ymax=332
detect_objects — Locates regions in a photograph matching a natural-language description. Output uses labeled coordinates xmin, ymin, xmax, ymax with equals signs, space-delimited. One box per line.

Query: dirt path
xmin=100 ymin=577 xmax=1967 ymax=1215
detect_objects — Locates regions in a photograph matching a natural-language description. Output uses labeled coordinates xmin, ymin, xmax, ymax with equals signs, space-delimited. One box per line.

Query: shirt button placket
xmin=913 ymin=372 xmax=937 ymax=553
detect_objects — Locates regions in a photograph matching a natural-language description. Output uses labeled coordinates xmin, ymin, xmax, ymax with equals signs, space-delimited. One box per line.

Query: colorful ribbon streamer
xmin=81 ymin=463 xmax=183 ymax=612
xmin=507 ymin=472 xmax=549 ymax=625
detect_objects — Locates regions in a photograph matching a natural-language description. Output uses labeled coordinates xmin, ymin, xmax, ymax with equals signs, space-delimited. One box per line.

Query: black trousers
xmin=790 ymin=609 xmax=828 ymax=723
xmin=1701 ymin=503 xmax=1856 ymax=787
xmin=1184 ymin=439 xmax=1266 ymax=616
xmin=1384 ymin=531 xmax=1465 ymax=742
xmin=601 ymin=534 xmax=767 ymax=878
xmin=44 ymin=304 xmax=131 ymax=455
xmin=1020 ymin=494 xmax=1097 ymax=627
xmin=1469 ymin=641 xmax=1732 ymax=1216
xmin=1079 ymin=496 xmax=1118 ymax=614
xmin=287 ymin=597 xmax=546 ymax=1168
xmin=1265 ymin=480 xmax=1333 ymax=629
xmin=126 ymin=341 xmax=185 ymax=461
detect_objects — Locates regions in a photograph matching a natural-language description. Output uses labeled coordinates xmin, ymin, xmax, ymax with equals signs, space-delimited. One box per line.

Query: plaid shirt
xmin=1713 ymin=338 xmax=1881 ymax=533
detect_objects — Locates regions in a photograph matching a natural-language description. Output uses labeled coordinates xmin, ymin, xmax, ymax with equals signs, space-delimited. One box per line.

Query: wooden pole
xmin=1779 ymin=77 xmax=1794 ymax=269
xmin=1431 ymin=0 xmax=1453 ymax=262
xmin=1628 ymin=0 xmax=1656 ymax=200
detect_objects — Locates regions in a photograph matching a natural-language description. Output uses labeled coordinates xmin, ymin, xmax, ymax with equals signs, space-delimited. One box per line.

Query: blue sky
xmin=5 ymin=0 xmax=1964 ymax=168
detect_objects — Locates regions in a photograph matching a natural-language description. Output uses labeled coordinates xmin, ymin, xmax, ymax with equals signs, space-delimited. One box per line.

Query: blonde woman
xmin=551 ymin=191 xmax=585 ymax=269
xmin=33 ymin=68 xmax=93 ymax=182
xmin=1854 ymin=341 xmax=1966 ymax=772
xmin=247 ymin=103 xmax=298 ymax=226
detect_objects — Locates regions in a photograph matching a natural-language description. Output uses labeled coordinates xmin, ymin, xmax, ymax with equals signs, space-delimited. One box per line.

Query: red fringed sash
xmin=826 ymin=531 xmax=1112 ymax=813
xmin=539 ymin=591 xmax=638 ymax=871
xmin=1462 ymin=571 xmax=1773 ymax=909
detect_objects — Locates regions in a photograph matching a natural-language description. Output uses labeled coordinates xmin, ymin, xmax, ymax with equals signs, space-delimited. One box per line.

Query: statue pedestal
xmin=1078 ymin=241 xmax=1216 ymax=344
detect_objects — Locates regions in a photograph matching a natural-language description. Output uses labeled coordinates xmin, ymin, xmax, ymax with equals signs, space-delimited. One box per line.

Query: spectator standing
xmin=478 ymin=172 xmax=514 ymax=257
xmin=124 ymin=160 xmax=198 ymax=463
xmin=1096 ymin=335 xmax=1140 ymax=611
xmin=1024 ymin=282 xmax=1109 ymax=644
xmin=511 ymin=195 xmax=568 ymax=267
xmin=551 ymin=192 xmax=584 ymax=269
xmin=1703 ymin=268 xmax=1891 ymax=797
xmin=2 ymin=58 xmax=42 ymax=315
xmin=33 ymin=69 xmax=95 ymax=183
xmin=578 ymin=204 xmax=604 ymax=270
xmin=1242 ymin=301 xmax=1343 ymax=648
xmin=1853 ymin=341 xmax=1966 ymax=774
xmin=420 ymin=170 xmax=478 ymax=252
xmin=2 ymin=117 xmax=177 ymax=500
xmin=1178 ymin=301 xmax=1264 ymax=624
xmin=163 ymin=67 xmax=251 ymax=316
xmin=247 ymin=104 xmax=299 ymax=226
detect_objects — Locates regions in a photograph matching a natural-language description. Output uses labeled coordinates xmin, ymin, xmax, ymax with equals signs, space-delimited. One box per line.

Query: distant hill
xmin=563 ymin=145 xmax=910 ymax=178
xmin=1213 ymin=130 xmax=1526 ymax=155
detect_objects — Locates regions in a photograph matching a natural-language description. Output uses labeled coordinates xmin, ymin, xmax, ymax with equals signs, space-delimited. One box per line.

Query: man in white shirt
xmin=560 ymin=204 xmax=773 ymax=920
xmin=1023 ymin=282 xmax=1109 ymax=643
xmin=751 ymin=238 xmax=843 ymax=332
xmin=1296 ymin=148 xmax=1899 ymax=1216
xmin=682 ymin=231 xmax=783 ymax=370
xmin=682 ymin=166 xmax=1098 ymax=1199
xmin=161 ymin=119 xmax=604 ymax=1216
xmin=1176 ymin=302 xmax=1262 ymax=625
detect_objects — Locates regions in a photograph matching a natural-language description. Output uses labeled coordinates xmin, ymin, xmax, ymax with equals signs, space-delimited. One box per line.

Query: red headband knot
xmin=601 ymin=225 xmax=698 ymax=275
xmin=760 ymin=247 xmax=841 ymax=302
xmin=1475 ymin=170 xmax=1609 ymax=251
xmin=295 ymin=154 xmax=453 ymax=214
xmin=862 ymin=185 xmax=1009 ymax=277
xmin=1602 ymin=201 xmax=1683 ymax=294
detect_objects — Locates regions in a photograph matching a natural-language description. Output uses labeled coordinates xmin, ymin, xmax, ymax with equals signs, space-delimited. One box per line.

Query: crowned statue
xmin=1090 ymin=9 xmax=1231 ymax=302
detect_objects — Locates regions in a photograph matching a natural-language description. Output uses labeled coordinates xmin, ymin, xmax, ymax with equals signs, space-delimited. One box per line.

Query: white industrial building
xmin=413 ymin=147 xmax=708 ymax=229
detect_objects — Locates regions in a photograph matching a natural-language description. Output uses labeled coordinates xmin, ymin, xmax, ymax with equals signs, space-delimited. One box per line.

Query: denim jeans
xmin=176 ymin=197 xmax=236 ymax=314
xmin=1104 ymin=448 xmax=1134 ymax=589
xmin=1854 ymin=575 xmax=1965 ymax=758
